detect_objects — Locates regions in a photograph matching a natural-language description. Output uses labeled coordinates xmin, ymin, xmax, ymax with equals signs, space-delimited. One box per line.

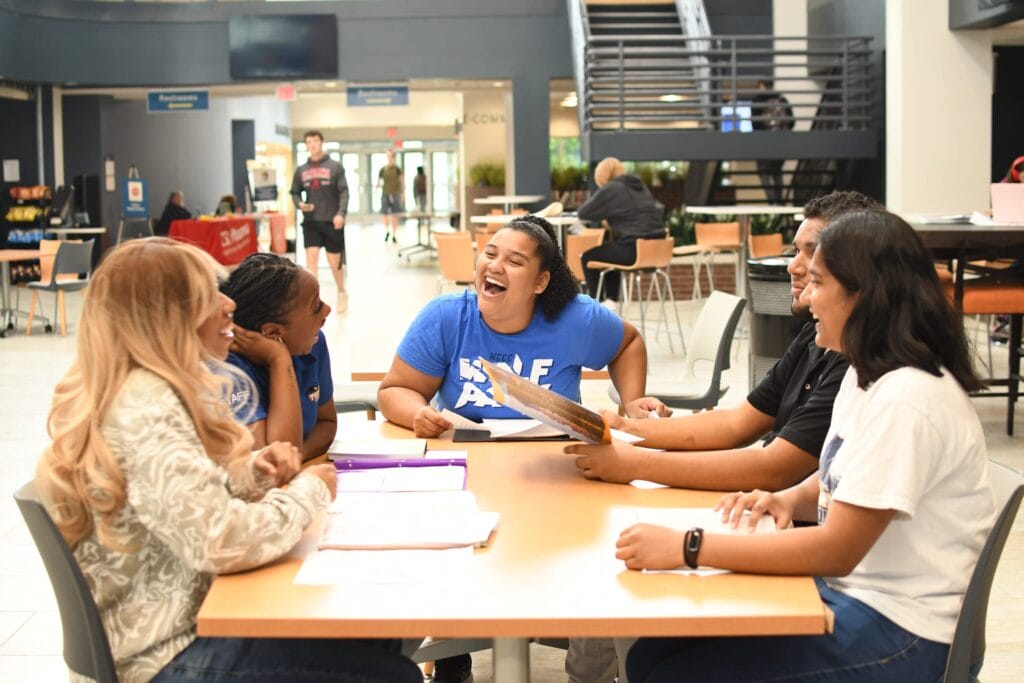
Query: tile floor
xmin=0 ymin=217 xmax=1021 ymax=682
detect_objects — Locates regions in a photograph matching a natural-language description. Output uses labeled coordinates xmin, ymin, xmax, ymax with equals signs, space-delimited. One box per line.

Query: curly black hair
xmin=503 ymin=215 xmax=579 ymax=321
xmin=803 ymin=190 xmax=883 ymax=222
xmin=219 ymin=253 xmax=302 ymax=331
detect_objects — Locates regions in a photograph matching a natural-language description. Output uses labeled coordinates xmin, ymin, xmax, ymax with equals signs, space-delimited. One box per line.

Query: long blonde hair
xmin=36 ymin=238 xmax=254 ymax=550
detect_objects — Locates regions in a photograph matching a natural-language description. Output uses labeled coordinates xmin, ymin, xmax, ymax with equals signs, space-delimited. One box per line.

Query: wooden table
xmin=685 ymin=205 xmax=804 ymax=297
xmin=911 ymin=221 xmax=1024 ymax=303
xmin=0 ymin=249 xmax=41 ymax=336
xmin=473 ymin=195 xmax=547 ymax=214
xmin=197 ymin=422 xmax=826 ymax=682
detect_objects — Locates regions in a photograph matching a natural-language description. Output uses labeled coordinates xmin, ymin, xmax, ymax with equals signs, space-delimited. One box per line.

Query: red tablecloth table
xmin=169 ymin=217 xmax=258 ymax=265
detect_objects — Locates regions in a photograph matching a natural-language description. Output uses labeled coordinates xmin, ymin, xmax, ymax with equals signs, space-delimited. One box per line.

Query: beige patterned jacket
xmin=67 ymin=369 xmax=330 ymax=683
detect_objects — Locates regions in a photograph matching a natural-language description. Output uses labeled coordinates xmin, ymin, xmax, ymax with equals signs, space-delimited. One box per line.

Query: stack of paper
xmin=320 ymin=490 xmax=499 ymax=550
xmin=327 ymin=437 xmax=428 ymax=460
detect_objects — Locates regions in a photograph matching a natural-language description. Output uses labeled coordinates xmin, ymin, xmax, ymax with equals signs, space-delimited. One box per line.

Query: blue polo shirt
xmin=396 ymin=291 xmax=624 ymax=420
xmin=226 ymin=330 xmax=333 ymax=438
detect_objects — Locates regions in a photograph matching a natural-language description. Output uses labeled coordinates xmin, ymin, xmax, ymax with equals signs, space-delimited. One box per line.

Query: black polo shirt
xmin=746 ymin=322 xmax=849 ymax=458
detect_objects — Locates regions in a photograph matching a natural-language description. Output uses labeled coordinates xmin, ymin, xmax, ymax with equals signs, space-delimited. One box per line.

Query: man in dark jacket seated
xmin=577 ymin=157 xmax=666 ymax=302
xmin=156 ymin=191 xmax=192 ymax=236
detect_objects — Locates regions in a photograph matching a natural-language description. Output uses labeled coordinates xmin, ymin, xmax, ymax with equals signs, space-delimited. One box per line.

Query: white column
xmin=886 ymin=0 xmax=992 ymax=215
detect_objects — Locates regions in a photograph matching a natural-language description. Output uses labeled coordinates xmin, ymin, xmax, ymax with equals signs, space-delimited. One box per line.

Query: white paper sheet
xmin=335 ymin=465 xmax=467 ymax=492
xmin=611 ymin=506 xmax=780 ymax=576
xmin=323 ymin=490 xmax=499 ymax=550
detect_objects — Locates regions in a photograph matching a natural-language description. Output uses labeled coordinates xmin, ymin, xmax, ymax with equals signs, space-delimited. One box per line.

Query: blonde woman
xmin=35 ymin=238 xmax=420 ymax=683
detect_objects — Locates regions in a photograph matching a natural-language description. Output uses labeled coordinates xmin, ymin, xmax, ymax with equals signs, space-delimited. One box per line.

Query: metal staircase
xmin=567 ymin=0 xmax=879 ymax=196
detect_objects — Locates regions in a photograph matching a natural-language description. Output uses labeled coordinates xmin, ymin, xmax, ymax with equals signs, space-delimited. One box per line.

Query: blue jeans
xmin=152 ymin=636 xmax=422 ymax=682
xmin=626 ymin=578 xmax=951 ymax=683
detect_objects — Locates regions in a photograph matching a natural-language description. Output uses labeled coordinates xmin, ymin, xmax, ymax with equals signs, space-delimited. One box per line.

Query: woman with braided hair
xmin=379 ymin=214 xmax=668 ymax=438
xmin=221 ymin=253 xmax=336 ymax=461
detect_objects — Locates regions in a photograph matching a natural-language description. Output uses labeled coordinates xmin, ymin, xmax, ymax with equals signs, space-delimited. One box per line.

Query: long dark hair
xmin=817 ymin=211 xmax=983 ymax=392
xmin=219 ymin=253 xmax=302 ymax=330
xmin=502 ymin=215 xmax=578 ymax=321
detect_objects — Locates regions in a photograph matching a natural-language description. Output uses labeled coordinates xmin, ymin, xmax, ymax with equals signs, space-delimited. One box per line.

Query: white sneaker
xmin=336 ymin=292 xmax=349 ymax=314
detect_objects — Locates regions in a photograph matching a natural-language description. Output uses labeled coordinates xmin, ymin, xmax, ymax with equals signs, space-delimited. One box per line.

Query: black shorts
xmin=302 ymin=219 xmax=346 ymax=257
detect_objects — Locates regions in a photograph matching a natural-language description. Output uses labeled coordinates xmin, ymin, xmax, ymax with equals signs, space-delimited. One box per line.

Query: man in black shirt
xmin=568 ymin=190 xmax=882 ymax=491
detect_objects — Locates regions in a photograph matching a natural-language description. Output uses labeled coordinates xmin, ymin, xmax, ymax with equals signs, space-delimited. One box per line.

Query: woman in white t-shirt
xmin=619 ymin=211 xmax=996 ymax=683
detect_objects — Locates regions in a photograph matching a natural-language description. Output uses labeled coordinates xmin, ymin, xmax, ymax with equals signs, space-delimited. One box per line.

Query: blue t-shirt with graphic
xmin=226 ymin=330 xmax=334 ymax=438
xmin=397 ymin=291 xmax=624 ymax=420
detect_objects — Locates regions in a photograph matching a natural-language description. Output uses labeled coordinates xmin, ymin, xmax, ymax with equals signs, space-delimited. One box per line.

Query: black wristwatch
xmin=683 ymin=527 xmax=704 ymax=569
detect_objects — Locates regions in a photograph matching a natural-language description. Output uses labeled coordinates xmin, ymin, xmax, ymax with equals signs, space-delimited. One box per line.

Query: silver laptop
xmin=990 ymin=183 xmax=1024 ymax=223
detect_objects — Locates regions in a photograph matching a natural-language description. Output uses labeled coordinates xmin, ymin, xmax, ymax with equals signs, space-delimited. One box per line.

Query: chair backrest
xmin=13 ymin=482 xmax=119 ymax=683
xmin=52 ymin=239 xmax=96 ymax=280
xmin=475 ymin=229 xmax=495 ymax=255
xmin=748 ymin=232 xmax=785 ymax=258
xmin=116 ymin=218 xmax=153 ymax=243
xmin=695 ymin=222 xmax=741 ymax=249
xmin=943 ymin=463 xmax=1024 ymax=682
xmin=564 ymin=228 xmax=606 ymax=282
xmin=38 ymin=239 xmax=84 ymax=285
xmin=684 ymin=290 xmax=746 ymax=383
xmin=632 ymin=236 xmax=674 ymax=269
xmin=435 ymin=231 xmax=476 ymax=286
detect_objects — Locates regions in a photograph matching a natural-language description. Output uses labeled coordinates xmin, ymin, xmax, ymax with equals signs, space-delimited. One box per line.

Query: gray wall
xmin=73 ymin=95 xmax=290 ymax=232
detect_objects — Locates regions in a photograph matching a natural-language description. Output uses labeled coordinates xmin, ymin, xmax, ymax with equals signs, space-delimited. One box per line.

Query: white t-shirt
xmin=819 ymin=365 xmax=994 ymax=644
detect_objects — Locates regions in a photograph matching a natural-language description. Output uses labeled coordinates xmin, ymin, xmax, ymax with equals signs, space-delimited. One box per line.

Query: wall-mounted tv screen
xmin=229 ymin=15 xmax=338 ymax=80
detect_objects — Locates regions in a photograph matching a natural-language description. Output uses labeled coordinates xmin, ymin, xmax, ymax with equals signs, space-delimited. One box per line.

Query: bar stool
xmin=590 ymin=236 xmax=686 ymax=354
xmin=943 ymin=266 xmax=1024 ymax=436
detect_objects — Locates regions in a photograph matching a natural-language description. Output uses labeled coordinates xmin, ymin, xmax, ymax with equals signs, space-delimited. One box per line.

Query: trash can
xmin=747 ymin=256 xmax=805 ymax=390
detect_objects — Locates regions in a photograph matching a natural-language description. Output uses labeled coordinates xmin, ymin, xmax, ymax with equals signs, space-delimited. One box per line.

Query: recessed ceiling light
xmin=324 ymin=82 xmax=337 ymax=88
xmin=493 ymin=81 xmax=504 ymax=87
xmin=659 ymin=94 xmax=684 ymax=102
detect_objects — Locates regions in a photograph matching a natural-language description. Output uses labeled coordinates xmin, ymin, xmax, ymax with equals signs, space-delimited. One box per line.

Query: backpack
xmin=764 ymin=95 xmax=793 ymax=131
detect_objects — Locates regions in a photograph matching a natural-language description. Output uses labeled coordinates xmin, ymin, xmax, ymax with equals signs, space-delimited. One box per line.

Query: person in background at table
xmin=291 ymin=129 xmax=350 ymax=314
xmin=155 ymin=190 xmax=191 ymax=236
xmin=1000 ymin=155 xmax=1024 ymax=183
xmin=34 ymin=237 xmax=420 ymax=683
xmin=378 ymin=149 xmax=404 ymax=243
xmin=578 ymin=157 xmax=666 ymax=303
xmin=379 ymin=214 xmax=669 ymax=683
xmin=413 ymin=165 xmax=428 ymax=212
xmin=214 ymin=193 xmax=238 ymax=216
xmin=621 ymin=210 xmax=994 ymax=683
xmin=565 ymin=189 xmax=881 ymax=683
xmin=220 ymin=253 xmax=336 ymax=462
xmin=752 ymin=79 xmax=794 ymax=204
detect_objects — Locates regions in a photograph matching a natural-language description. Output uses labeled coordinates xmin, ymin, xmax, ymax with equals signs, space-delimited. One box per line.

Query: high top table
xmin=685 ymin=205 xmax=804 ymax=297
xmin=0 ymin=249 xmax=41 ymax=336
xmin=470 ymin=213 xmax=583 ymax=249
xmin=473 ymin=195 xmax=546 ymax=214
xmin=197 ymin=421 xmax=827 ymax=683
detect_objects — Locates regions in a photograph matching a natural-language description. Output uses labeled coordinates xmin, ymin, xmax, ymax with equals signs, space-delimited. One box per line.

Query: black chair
xmin=13 ymin=482 xmax=119 ymax=683
xmin=943 ymin=463 xmax=1024 ymax=682
xmin=26 ymin=239 xmax=95 ymax=336
xmin=115 ymin=217 xmax=153 ymax=244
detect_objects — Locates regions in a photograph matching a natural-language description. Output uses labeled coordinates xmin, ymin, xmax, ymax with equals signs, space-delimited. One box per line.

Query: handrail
xmin=578 ymin=33 xmax=874 ymax=133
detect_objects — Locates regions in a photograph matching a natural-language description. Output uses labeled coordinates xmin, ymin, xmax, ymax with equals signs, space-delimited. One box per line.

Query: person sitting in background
xmin=155 ymin=190 xmax=191 ymax=236
xmin=215 ymin=193 xmax=238 ymax=216
xmin=221 ymin=253 xmax=337 ymax=462
xmin=622 ymin=210 xmax=994 ymax=683
xmin=34 ymin=237 xmax=420 ymax=683
xmin=578 ymin=157 xmax=666 ymax=303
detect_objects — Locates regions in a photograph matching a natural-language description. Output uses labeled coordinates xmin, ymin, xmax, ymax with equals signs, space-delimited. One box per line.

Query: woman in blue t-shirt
xmin=379 ymin=214 xmax=668 ymax=438
xmin=221 ymin=253 xmax=336 ymax=461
